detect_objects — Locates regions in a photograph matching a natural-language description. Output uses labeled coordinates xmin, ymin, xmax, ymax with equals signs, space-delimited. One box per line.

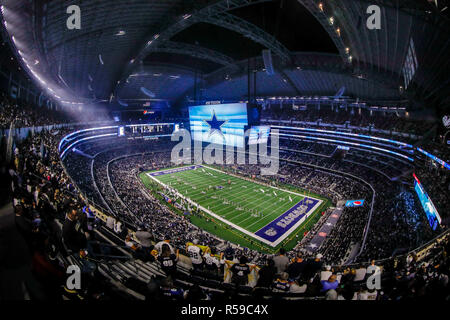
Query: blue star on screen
xmin=204 ymin=110 xmax=227 ymax=136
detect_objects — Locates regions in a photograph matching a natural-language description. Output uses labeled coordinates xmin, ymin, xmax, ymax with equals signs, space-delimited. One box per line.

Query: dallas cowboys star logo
xmin=204 ymin=110 xmax=227 ymax=137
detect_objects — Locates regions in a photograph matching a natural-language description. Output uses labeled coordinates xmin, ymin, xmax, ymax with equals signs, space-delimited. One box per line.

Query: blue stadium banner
xmin=189 ymin=103 xmax=248 ymax=147
xmin=345 ymin=199 xmax=365 ymax=207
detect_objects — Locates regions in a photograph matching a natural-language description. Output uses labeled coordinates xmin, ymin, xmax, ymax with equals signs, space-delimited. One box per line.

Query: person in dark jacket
xmin=228 ymin=256 xmax=251 ymax=286
xmin=256 ymin=259 xmax=277 ymax=288
xmin=62 ymin=208 xmax=87 ymax=252
xmin=286 ymin=252 xmax=307 ymax=280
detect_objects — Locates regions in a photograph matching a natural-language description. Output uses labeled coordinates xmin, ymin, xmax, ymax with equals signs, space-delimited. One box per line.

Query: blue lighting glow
xmin=413 ymin=173 xmax=441 ymax=230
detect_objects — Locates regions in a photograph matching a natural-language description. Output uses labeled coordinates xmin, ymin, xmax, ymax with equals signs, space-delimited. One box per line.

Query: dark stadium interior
xmin=0 ymin=0 xmax=449 ymax=305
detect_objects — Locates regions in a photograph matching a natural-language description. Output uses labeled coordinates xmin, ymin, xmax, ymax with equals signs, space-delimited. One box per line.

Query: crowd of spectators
xmin=0 ymin=93 xmax=111 ymax=130
xmin=261 ymin=106 xmax=436 ymax=137
xmin=1 ymin=105 xmax=448 ymax=301
xmin=63 ymin=133 xmax=438 ymax=268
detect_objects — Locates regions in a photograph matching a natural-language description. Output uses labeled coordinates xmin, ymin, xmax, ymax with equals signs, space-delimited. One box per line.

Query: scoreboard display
xmin=248 ymin=126 xmax=271 ymax=145
xmin=189 ymin=103 xmax=248 ymax=148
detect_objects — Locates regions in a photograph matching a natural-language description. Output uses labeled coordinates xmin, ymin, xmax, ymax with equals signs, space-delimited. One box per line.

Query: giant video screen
xmin=413 ymin=173 xmax=441 ymax=230
xmin=248 ymin=126 xmax=271 ymax=145
xmin=189 ymin=103 xmax=248 ymax=147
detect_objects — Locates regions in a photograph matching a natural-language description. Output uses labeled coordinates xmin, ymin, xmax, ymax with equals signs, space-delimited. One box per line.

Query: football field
xmin=144 ymin=165 xmax=324 ymax=248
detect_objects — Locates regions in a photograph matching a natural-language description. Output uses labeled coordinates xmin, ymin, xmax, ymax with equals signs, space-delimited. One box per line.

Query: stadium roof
xmin=1 ymin=0 xmax=449 ymax=111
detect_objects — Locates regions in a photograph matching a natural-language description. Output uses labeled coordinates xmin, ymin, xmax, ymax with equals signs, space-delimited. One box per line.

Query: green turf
xmin=139 ymin=165 xmax=332 ymax=253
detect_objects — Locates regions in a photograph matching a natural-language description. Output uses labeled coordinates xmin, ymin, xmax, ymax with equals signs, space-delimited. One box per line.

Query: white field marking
xmin=147 ymin=172 xmax=278 ymax=246
xmin=162 ymin=167 xmax=309 ymax=231
xmin=201 ymin=166 xmax=325 ymax=245
xmin=174 ymin=172 xmax=260 ymax=212
xmin=146 ymin=164 xmax=203 ymax=176
xmin=239 ymin=194 xmax=303 ymax=230
xmin=191 ymin=167 xmax=305 ymax=218
xmin=183 ymin=174 xmax=285 ymax=223
xmin=226 ymin=190 xmax=288 ymax=222
xmin=154 ymin=170 xmax=274 ymax=230
xmin=203 ymin=165 xmax=321 ymax=199
xmin=243 ymin=197 xmax=303 ymax=229
xmin=147 ymin=166 xmax=324 ymax=247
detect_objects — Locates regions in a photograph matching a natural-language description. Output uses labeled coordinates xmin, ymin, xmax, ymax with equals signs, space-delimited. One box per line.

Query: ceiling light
xmin=115 ymin=30 xmax=126 ymax=36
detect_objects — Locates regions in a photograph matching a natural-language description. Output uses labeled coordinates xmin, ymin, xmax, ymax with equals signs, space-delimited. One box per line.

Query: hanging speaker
xmin=262 ymin=49 xmax=274 ymax=75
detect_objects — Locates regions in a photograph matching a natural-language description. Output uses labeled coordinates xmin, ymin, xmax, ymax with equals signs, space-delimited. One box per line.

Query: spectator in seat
xmin=256 ymin=259 xmax=277 ymax=288
xmin=187 ymin=239 xmax=204 ymax=271
xmin=130 ymin=231 xmax=155 ymax=262
xmin=105 ymin=215 xmax=115 ymax=229
xmin=286 ymin=252 xmax=306 ymax=280
xmin=273 ymin=248 xmax=289 ymax=275
xmin=160 ymin=276 xmax=184 ymax=301
xmin=340 ymin=268 xmax=357 ymax=300
xmin=289 ymin=280 xmax=308 ymax=294
xmin=155 ymin=236 xmax=175 ymax=254
xmin=272 ymin=272 xmax=291 ymax=292
xmin=157 ymin=243 xmax=179 ymax=279
xmin=303 ymin=253 xmax=324 ymax=281
xmin=354 ymin=265 xmax=367 ymax=282
xmin=325 ymin=289 xmax=338 ymax=300
xmin=321 ymin=274 xmax=339 ymax=293
xmin=204 ymin=247 xmax=221 ymax=276
xmin=14 ymin=205 xmax=33 ymax=247
xmin=114 ymin=219 xmax=126 ymax=238
xmin=184 ymin=284 xmax=210 ymax=301
xmin=320 ymin=265 xmax=333 ymax=281
xmin=358 ymin=287 xmax=378 ymax=300
xmin=228 ymin=256 xmax=251 ymax=286
xmin=135 ymin=229 xmax=153 ymax=251
xmin=125 ymin=234 xmax=139 ymax=251
xmin=223 ymin=245 xmax=235 ymax=261
xmin=62 ymin=208 xmax=88 ymax=252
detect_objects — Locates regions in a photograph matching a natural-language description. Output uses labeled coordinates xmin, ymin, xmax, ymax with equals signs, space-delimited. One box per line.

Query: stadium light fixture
xmin=115 ymin=30 xmax=126 ymax=36
xmin=318 ymin=3 xmax=323 ymax=11
xmin=329 ymin=17 xmax=334 ymax=25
